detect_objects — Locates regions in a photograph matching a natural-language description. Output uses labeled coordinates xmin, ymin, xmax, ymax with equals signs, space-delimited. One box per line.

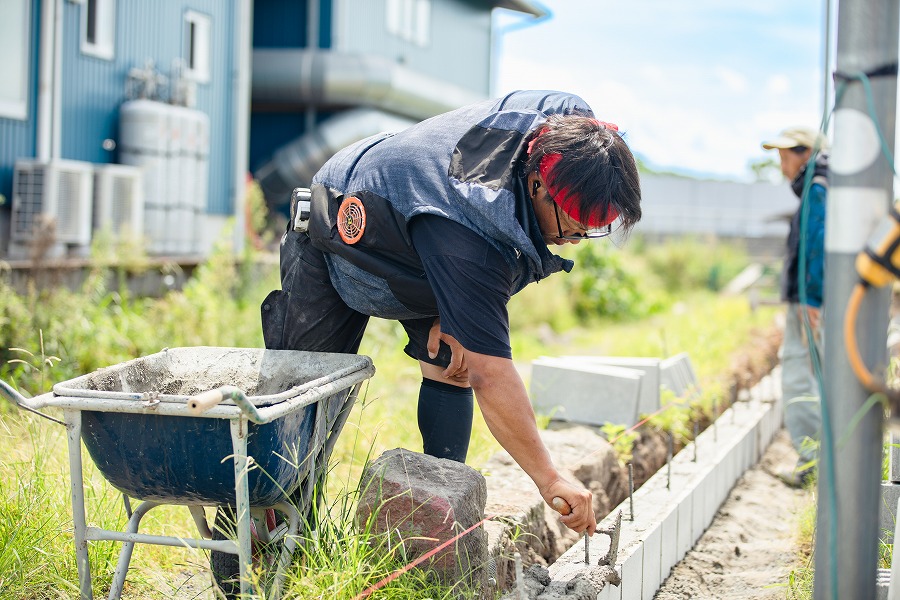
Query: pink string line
xmin=353 ymin=402 xmax=681 ymax=597
xmin=351 ymin=514 xmax=496 ymax=600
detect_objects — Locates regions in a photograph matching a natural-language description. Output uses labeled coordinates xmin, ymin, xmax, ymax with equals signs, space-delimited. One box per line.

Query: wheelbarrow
xmin=0 ymin=346 xmax=375 ymax=599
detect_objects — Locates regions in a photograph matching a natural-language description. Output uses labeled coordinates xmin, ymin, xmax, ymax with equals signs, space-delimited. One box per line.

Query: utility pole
xmin=814 ymin=0 xmax=899 ymax=598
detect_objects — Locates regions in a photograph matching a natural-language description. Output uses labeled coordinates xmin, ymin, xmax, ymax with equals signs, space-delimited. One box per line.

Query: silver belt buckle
xmin=291 ymin=187 xmax=312 ymax=233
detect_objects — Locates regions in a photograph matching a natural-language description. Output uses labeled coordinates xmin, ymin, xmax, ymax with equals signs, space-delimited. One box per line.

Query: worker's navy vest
xmin=308 ymin=91 xmax=591 ymax=318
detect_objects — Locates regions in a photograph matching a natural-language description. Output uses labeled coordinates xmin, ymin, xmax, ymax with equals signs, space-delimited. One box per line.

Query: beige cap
xmin=761 ymin=127 xmax=829 ymax=151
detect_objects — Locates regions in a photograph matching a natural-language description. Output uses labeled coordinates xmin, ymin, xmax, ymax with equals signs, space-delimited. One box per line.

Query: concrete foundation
xmin=508 ymin=367 xmax=784 ymax=600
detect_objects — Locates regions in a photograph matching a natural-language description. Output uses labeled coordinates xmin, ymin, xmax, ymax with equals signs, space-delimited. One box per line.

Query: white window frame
xmin=386 ymin=0 xmax=431 ymax=47
xmin=0 ymin=0 xmax=31 ymax=119
xmin=184 ymin=10 xmax=211 ymax=84
xmin=80 ymin=0 xmax=116 ymax=60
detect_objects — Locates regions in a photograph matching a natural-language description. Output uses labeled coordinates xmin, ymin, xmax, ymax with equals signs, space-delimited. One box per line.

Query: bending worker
xmin=261 ymin=90 xmax=643 ymax=534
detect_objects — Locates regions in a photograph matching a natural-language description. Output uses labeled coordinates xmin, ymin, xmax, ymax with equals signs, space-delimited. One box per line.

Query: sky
xmin=492 ymin=1 xmax=830 ymax=182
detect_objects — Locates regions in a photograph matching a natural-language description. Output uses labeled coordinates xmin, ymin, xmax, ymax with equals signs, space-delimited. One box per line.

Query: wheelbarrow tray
xmin=47 ymin=347 xmax=373 ymax=505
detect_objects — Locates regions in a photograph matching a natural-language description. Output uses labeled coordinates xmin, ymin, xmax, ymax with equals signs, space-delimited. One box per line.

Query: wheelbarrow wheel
xmin=211 ymin=507 xmax=241 ymax=599
xmin=210 ymin=506 xmax=283 ymax=599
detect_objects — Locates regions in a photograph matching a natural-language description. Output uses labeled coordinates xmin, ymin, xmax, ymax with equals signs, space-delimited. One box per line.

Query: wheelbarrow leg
xmin=107 ymin=500 xmax=161 ymax=600
xmin=65 ymin=409 xmax=94 ymax=600
xmin=271 ymin=502 xmax=301 ymax=599
xmin=230 ymin=417 xmax=254 ymax=598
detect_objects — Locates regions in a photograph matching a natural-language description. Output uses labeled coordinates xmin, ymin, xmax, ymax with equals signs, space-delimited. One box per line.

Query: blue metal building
xmin=0 ymin=0 xmax=251 ymax=258
xmin=0 ymin=0 xmax=541 ymax=258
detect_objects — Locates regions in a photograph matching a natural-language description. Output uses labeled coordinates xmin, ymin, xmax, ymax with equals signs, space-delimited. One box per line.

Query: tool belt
xmin=290 ymin=187 xmax=312 ymax=233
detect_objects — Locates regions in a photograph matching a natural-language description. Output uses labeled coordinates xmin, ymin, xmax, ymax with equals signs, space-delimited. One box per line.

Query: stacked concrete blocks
xmin=532 ymin=353 xmax=701 ymax=429
xmin=546 ymin=368 xmax=784 ymax=600
xmin=530 ymin=358 xmax=643 ymax=427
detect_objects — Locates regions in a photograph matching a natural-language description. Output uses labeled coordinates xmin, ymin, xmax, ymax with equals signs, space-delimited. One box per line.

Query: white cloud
xmin=765 ymin=75 xmax=791 ymax=96
xmin=714 ymin=67 xmax=749 ymax=94
xmin=493 ymin=1 xmax=824 ymax=180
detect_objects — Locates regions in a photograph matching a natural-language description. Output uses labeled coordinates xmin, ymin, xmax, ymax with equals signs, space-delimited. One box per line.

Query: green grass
xmin=0 ymin=233 xmax=782 ymax=598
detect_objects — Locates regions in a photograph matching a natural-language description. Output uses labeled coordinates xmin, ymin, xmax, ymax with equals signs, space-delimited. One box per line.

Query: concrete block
xmin=563 ymin=356 xmax=662 ymax=415
xmin=598 ymin=578 xmax=623 ymax=600
xmin=676 ymin=493 xmax=694 ymax=560
xmin=530 ymin=358 xmax=644 ymax=427
xmin=620 ymin=543 xmax=643 ymax=600
xmin=891 ymin=433 xmax=900 ymax=483
xmin=660 ymin=352 xmax=700 ymax=398
xmin=880 ymin=483 xmax=900 ymax=544
xmin=641 ymin=524 xmax=662 ymax=600
xmin=660 ymin=507 xmax=678 ymax=585
xmin=876 ymin=567 xmax=889 ymax=600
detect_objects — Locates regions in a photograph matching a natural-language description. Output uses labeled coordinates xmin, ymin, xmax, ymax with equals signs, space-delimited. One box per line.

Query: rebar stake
xmin=628 ymin=463 xmax=635 ymax=521
xmin=584 ymin=531 xmax=590 ymax=564
xmin=667 ymin=432 xmax=673 ymax=490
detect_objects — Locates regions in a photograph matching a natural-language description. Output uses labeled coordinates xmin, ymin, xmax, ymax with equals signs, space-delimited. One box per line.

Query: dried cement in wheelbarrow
xmin=51 ymin=347 xmax=374 ymax=505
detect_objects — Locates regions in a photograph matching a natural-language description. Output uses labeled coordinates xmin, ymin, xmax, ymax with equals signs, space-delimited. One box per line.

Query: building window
xmin=184 ymin=11 xmax=211 ymax=83
xmin=386 ymin=0 xmax=431 ymax=47
xmin=0 ymin=0 xmax=30 ymax=120
xmin=81 ymin=0 xmax=116 ymax=60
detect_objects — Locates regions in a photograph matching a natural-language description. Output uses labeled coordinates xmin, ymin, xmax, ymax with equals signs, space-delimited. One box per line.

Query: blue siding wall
xmin=56 ymin=0 xmax=237 ymax=214
xmin=253 ymin=0 xmax=332 ymax=49
xmin=0 ymin=0 xmax=40 ymax=204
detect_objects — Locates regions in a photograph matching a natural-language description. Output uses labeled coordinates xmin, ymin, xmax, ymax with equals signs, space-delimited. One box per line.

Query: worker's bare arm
xmin=464 ymin=350 xmax=596 ymax=534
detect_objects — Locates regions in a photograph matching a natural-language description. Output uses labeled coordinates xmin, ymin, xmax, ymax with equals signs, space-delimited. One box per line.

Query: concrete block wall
xmin=545 ymin=368 xmax=784 ymax=599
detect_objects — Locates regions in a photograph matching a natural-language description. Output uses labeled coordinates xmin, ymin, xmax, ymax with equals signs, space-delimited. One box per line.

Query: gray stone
xmin=355 ymin=448 xmax=487 ymax=587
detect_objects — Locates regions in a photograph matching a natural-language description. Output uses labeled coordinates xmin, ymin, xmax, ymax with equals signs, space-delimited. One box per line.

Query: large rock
xmin=356 ymin=448 xmax=488 ymax=587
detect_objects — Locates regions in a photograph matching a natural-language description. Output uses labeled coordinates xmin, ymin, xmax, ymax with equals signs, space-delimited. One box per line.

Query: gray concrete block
xmin=881 ymin=483 xmax=900 ymax=544
xmin=676 ymin=484 xmax=693 ymax=561
xmin=660 ymin=507 xmax=678 ymax=585
xmin=563 ymin=356 xmax=662 ymax=415
xmin=877 ymin=567 xmax=889 ymax=600
xmin=598 ymin=578 xmax=623 ymax=600
xmin=530 ymin=358 xmax=644 ymax=427
xmin=660 ymin=352 xmax=700 ymax=399
xmin=620 ymin=543 xmax=643 ymax=600
xmin=641 ymin=524 xmax=662 ymax=600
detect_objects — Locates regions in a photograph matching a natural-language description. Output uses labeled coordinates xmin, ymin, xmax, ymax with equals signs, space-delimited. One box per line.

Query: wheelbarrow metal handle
xmin=187 ymin=389 xmax=225 ymax=414
xmin=0 ymin=379 xmax=67 ymax=426
xmin=187 ymin=386 xmax=266 ymax=423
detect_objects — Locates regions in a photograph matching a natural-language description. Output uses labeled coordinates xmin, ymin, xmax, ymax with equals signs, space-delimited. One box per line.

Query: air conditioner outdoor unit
xmin=11 ymin=159 xmax=94 ymax=247
xmin=93 ymin=164 xmax=145 ymax=237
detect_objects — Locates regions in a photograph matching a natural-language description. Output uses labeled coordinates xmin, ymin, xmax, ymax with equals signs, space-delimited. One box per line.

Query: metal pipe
xmin=51 ymin=0 xmax=63 ymax=158
xmin=814 ymin=0 xmax=899 ymax=596
xmin=231 ymin=418 xmax=254 ymax=598
xmin=65 ymin=409 xmax=93 ymax=600
xmin=230 ymin=0 xmax=253 ymax=254
xmin=86 ymin=527 xmax=236 ymax=553
xmin=37 ymin=0 xmax=55 ymax=160
xmin=108 ymin=500 xmax=161 ymax=600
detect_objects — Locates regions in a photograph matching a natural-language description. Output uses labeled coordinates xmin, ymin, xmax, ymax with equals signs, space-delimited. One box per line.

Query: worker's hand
xmin=427 ymin=319 xmax=469 ymax=383
xmin=541 ymin=478 xmax=596 ymax=535
xmin=798 ymin=304 xmax=821 ymax=332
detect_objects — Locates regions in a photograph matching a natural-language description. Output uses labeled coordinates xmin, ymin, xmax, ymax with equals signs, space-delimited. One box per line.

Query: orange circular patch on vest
xmin=337 ymin=196 xmax=366 ymax=244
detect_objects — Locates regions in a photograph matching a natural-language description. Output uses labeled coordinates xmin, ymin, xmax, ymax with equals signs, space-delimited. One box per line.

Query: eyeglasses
xmin=553 ymin=203 xmax=613 ymax=240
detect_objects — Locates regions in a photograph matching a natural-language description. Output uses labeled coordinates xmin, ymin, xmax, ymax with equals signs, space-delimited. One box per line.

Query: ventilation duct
xmin=254 ymin=107 xmax=416 ymax=205
xmin=252 ymin=49 xmax=484 ymax=122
